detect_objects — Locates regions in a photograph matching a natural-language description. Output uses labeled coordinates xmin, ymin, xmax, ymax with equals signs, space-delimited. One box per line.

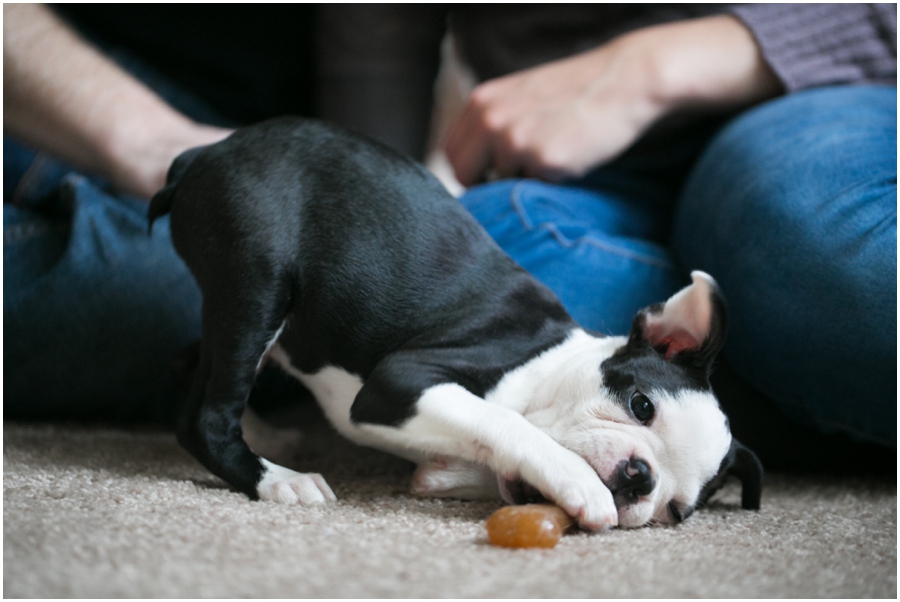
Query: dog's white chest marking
xmin=268 ymin=345 xmax=361 ymax=426
xmin=267 ymin=345 xmax=424 ymax=460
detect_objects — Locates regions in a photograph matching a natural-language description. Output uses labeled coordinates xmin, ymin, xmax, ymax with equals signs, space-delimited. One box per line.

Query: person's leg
xmin=672 ymin=85 xmax=897 ymax=447
xmin=4 ymin=152 xmax=202 ymax=423
xmin=2 ymin=46 xmax=226 ymax=424
xmin=460 ymin=177 xmax=684 ymax=336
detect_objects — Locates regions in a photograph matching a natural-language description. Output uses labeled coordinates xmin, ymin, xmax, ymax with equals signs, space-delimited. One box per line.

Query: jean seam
xmin=509 ymin=182 xmax=676 ymax=270
xmin=823 ymin=173 xmax=897 ymax=209
xmin=4 ymin=221 xmax=70 ymax=246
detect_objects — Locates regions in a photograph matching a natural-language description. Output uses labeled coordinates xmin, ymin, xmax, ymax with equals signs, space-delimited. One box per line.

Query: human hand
xmin=443 ymin=40 xmax=660 ymax=186
xmin=443 ymin=15 xmax=781 ymax=186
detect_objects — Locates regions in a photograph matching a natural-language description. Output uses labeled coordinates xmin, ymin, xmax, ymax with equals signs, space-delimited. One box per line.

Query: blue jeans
xmin=4 ymin=158 xmax=201 ymax=423
xmin=460 ymin=86 xmax=897 ymax=447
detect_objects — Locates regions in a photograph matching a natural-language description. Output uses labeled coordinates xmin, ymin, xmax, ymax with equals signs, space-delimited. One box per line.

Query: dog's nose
xmin=615 ymin=457 xmax=655 ymax=504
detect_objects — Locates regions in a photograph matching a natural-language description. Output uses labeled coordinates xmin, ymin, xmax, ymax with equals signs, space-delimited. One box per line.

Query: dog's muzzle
xmin=499 ymin=457 xmax=656 ymax=508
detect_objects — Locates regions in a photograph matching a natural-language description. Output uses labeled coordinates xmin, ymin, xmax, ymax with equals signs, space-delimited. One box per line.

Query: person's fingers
xmin=490 ymin=120 xmax=531 ymax=180
xmin=444 ymin=100 xmax=497 ymax=187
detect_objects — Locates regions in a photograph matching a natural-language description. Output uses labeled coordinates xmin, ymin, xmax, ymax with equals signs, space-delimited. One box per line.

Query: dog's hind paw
xmin=257 ymin=459 xmax=337 ymax=504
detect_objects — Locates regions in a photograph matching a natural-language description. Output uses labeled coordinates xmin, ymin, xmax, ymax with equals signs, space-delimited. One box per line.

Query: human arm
xmin=3 ymin=4 xmax=231 ymax=199
xmin=443 ymin=14 xmax=783 ymax=186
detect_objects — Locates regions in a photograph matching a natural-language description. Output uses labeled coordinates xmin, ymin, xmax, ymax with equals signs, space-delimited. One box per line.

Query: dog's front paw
xmin=557 ymin=478 xmax=618 ymax=531
xmin=411 ymin=457 xmax=499 ymax=500
xmin=257 ymin=460 xmax=337 ymax=504
xmin=519 ymin=450 xmax=618 ymax=531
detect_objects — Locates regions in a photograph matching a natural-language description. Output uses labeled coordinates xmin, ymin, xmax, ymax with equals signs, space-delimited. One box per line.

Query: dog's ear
xmin=628 ymin=271 xmax=727 ymax=370
xmin=727 ymin=438 xmax=764 ymax=510
xmin=698 ymin=437 xmax=764 ymax=511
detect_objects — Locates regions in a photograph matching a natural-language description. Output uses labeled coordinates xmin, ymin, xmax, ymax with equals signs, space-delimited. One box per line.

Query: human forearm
xmin=3 ymin=4 xmax=230 ymax=198
xmin=638 ymin=15 xmax=783 ymax=115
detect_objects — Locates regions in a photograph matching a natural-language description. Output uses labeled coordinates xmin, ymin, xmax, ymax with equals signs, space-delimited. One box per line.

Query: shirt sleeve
xmin=729 ymin=3 xmax=897 ymax=92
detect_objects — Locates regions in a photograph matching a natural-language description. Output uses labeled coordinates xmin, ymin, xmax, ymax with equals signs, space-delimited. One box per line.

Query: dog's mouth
xmin=499 ymin=472 xmax=624 ymax=508
xmin=498 ymin=477 xmax=548 ymax=505
xmin=498 ymin=475 xmax=619 ymax=506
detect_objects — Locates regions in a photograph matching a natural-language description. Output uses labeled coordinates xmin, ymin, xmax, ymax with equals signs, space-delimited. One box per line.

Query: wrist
xmin=578 ymin=38 xmax=670 ymax=141
xmin=623 ymin=15 xmax=782 ymax=116
xmin=101 ymin=111 xmax=231 ymax=199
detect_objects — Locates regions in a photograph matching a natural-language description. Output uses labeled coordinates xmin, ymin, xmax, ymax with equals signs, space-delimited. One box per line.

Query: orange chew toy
xmin=486 ymin=504 xmax=575 ymax=548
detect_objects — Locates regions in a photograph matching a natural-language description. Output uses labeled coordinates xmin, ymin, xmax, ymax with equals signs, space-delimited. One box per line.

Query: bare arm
xmin=3 ymin=4 xmax=231 ymax=198
xmin=444 ymin=15 xmax=782 ymax=186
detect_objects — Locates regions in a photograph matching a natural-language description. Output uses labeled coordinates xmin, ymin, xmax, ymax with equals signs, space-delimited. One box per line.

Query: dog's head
xmin=526 ymin=271 xmax=762 ymax=528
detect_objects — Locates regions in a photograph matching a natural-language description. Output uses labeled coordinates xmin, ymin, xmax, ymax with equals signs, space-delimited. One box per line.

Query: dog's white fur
xmin=253 ymin=273 xmax=732 ymax=530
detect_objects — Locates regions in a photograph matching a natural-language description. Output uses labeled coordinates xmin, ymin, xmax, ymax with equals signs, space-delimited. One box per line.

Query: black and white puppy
xmin=149 ymin=117 xmax=762 ymax=530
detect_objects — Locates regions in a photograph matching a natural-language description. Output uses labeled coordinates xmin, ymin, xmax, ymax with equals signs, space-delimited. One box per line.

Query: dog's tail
xmin=148 ymin=145 xmax=209 ymax=234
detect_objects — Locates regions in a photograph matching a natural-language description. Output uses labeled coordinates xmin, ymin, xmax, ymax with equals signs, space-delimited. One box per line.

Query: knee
xmin=671 ymin=86 xmax=897 ymax=443
xmin=674 ymin=86 xmax=896 ymax=289
xmin=675 ymin=86 xmax=895 ymax=230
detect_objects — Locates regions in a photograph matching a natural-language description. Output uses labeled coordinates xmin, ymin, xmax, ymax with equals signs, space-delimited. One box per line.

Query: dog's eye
xmin=630 ymin=392 xmax=655 ymax=424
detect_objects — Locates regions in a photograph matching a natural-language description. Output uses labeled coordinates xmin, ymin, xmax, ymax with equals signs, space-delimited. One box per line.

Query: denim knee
xmin=673 ymin=86 xmax=897 ymax=445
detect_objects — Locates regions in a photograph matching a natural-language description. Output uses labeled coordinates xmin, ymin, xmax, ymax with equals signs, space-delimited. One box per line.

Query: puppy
xmin=149 ymin=117 xmax=762 ymax=530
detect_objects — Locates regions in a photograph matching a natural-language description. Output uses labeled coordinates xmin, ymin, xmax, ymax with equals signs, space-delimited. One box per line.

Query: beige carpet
xmin=4 ymin=406 xmax=897 ymax=598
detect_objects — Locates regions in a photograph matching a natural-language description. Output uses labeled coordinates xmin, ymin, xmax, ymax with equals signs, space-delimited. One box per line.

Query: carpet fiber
xmin=4 ymin=407 xmax=896 ymax=598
